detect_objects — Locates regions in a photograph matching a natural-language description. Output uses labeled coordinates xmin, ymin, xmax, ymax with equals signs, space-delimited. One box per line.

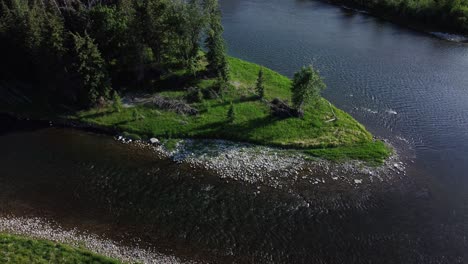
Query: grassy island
xmin=74 ymin=57 xmax=390 ymax=163
xmin=0 ymin=0 xmax=390 ymax=163
xmin=0 ymin=234 xmax=120 ymax=264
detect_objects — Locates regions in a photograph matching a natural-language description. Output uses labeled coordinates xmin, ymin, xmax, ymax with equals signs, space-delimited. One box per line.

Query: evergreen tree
xmin=166 ymin=0 xmax=206 ymax=75
xmin=291 ymin=66 xmax=326 ymax=115
xmin=87 ymin=4 xmax=130 ymax=69
xmin=227 ymin=102 xmax=235 ymax=123
xmin=214 ymin=73 xmax=228 ymax=97
xmin=256 ymin=68 xmax=265 ymax=99
xmin=205 ymin=0 xmax=228 ymax=81
xmin=112 ymin=90 xmax=123 ymax=112
xmin=70 ymin=33 xmax=111 ymax=107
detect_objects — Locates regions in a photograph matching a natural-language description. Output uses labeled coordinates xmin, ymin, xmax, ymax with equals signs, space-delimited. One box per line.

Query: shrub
xmin=186 ymin=87 xmax=203 ymax=103
xmin=291 ymin=66 xmax=326 ymax=115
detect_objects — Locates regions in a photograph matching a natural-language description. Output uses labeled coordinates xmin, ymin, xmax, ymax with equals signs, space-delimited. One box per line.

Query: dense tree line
xmin=334 ymin=0 xmax=468 ymax=34
xmin=0 ymin=0 xmax=228 ymax=108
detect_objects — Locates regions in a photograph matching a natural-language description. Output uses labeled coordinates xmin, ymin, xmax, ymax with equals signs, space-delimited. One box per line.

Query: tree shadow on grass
xmin=191 ymin=115 xmax=284 ymax=144
xmin=155 ymin=73 xmax=199 ymax=93
xmin=208 ymin=95 xmax=261 ymax=108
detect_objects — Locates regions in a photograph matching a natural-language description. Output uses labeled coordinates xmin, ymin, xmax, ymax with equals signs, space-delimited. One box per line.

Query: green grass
xmin=0 ymin=233 xmax=121 ymax=264
xmin=72 ymin=57 xmax=391 ymax=164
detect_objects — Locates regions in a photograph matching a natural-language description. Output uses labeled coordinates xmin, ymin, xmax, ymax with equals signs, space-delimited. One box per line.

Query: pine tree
xmin=227 ymin=102 xmax=235 ymax=123
xmin=112 ymin=90 xmax=123 ymax=112
xmin=256 ymin=68 xmax=265 ymax=99
xmin=71 ymin=33 xmax=111 ymax=107
xmin=205 ymin=0 xmax=229 ymax=81
xmin=214 ymin=73 xmax=228 ymax=97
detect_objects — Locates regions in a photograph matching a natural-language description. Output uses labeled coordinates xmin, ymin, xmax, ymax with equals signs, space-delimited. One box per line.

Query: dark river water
xmin=1 ymin=0 xmax=468 ymax=263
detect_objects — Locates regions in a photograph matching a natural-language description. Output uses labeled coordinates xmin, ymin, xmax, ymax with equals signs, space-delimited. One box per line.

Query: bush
xmin=186 ymin=87 xmax=203 ymax=103
xmin=291 ymin=66 xmax=326 ymax=114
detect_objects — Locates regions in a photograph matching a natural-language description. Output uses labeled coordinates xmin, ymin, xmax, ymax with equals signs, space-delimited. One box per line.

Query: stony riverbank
xmin=2 ymin=111 xmax=406 ymax=188
xmin=0 ymin=216 xmax=194 ymax=264
xmin=120 ymin=136 xmax=406 ymax=190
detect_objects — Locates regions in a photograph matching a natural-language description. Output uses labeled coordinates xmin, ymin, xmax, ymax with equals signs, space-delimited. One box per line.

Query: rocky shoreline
xmin=2 ymin=111 xmax=406 ymax=189
xmin=0 ymin=216 xmax=193 ymax=264
xmin=121 ymin=136 xmax=406 ymax=191
xmin=2 ymin=111 xmax=406 ymax=190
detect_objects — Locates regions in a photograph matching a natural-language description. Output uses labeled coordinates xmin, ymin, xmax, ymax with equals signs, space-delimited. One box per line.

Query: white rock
xmin=354 ymin=179 xmax=363 ymax=184
xmin=149 ymin=138 xmax=159 ymax=144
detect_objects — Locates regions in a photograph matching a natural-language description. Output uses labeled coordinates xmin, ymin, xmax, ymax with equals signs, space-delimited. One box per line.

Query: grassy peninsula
xmin=0 ymin=0 xmax=390 ymax=163
xmin=73 ymin=57 xmax=390 ymax=163
xmin=0 ymin=234 xmax=120 ymax=264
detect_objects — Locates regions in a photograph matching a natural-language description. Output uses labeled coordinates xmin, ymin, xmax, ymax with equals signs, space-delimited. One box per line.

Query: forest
xmin=335 ymin=0 xmax=468 ymax=34
xmin=0 ymin=0 xmax=227 ymax=108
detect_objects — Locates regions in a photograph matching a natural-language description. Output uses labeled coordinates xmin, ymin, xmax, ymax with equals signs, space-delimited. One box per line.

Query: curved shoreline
xmin=126 ymin=137 xmax=405 ymax=190
xmin=2 ymin=112 xmax=406 ymax=189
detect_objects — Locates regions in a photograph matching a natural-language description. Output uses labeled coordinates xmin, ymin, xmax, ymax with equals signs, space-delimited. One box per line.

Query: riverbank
xmin=0 ymin=217 xmax=189 ymax=264
xmin=120 ymin=136 xmax=404 ymax=189
xmin=324 ymin=0 xmax=468 ymax=43
xmin=0 ymin=110 xmax=405 ymax=189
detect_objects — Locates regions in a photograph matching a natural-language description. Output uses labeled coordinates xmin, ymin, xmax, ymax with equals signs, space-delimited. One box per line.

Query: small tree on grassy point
xmin=256 ymin=68 xmax=265 ymax=99
xmin=112 ymin=90 xmax=123 ymax=112
xmin=227 ymin=102 xmax=235 ymax=123
xmin=291 ymin=66 xmax=326 ymax=116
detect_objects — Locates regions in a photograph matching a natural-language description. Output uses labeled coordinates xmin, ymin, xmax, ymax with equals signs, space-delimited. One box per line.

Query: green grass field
xmin=0 ymin=233 xmax=120 ymax=264
xmin=73 ymin=57 xmax=390 ymax=163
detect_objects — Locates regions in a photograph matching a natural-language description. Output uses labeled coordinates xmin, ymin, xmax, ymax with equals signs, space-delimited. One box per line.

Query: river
xmin=1 ymin=0 xmax=468 ymax=263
